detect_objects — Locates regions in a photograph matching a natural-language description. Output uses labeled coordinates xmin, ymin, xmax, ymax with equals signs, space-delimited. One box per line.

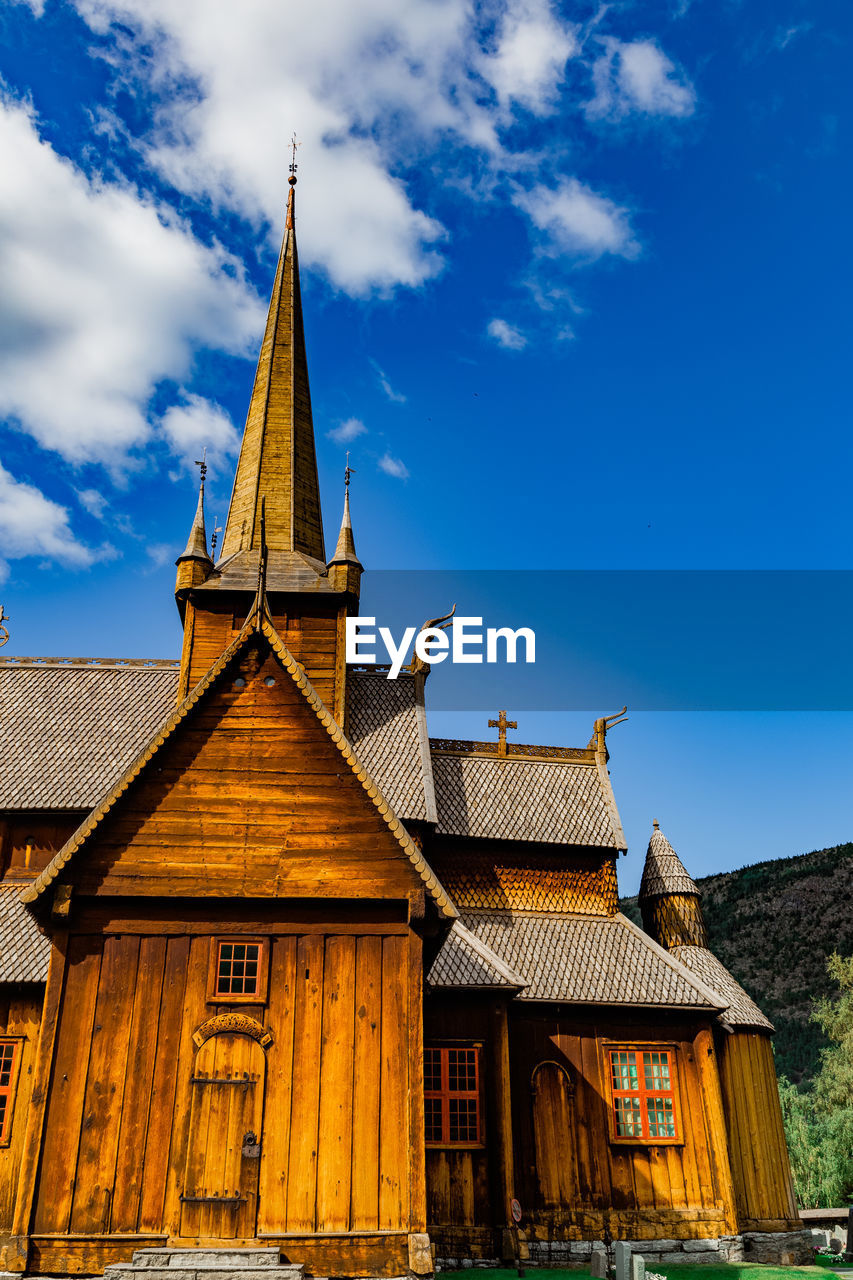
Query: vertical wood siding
xmin=0 ymin=990 xmax=43 ymax=1231
xmin=717 ymin=1031 xmax=799 ymax=1230
xmin=32 ymin=929 xmax=415 ymax=1240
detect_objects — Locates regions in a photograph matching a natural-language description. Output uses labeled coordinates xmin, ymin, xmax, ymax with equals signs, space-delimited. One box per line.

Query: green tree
xmin=778 ymin=953 xmax=853 ymax=1208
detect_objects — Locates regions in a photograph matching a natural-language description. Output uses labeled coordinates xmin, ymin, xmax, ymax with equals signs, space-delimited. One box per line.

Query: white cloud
xmin=487 ymin=318 xmax=527 ymax=350
xmin=515 ymin=177 xmax=639 ymax=261
xmin=0 ymin=94 xmax=262 ymax=468
xmin=327 ymin=417 xmax=368 ymax=444
xmin=0 ymin=463 xmax=104 ymax=581
xmin=378 ymin=453 xmax=409 ymax=480
xmin=774 ymin=24 xmax=811 ymax=51
xmin=371 ymin=361 xmax=407 ymax=404
xmin=160 ymin=394 xmax=240 ymax=478
xmin=481 ymin=0 xmax=578 ymax=116
xmin=587 ymin=38 xmax=696 ymax=121
xmin=77 ymin=488 xmax=109 ymax=520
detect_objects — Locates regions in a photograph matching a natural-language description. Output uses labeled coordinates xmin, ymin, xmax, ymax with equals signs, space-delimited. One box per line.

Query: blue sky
xmin=0 ymin=0 xmax=850 ymax=891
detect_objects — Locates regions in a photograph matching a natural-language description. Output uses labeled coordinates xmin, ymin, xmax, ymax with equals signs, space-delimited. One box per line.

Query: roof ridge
xmin=430 ymin=737 xmax=595 ymax=761
xmin=21 ymin=607 xmax=457 ymax=920
xmin=0 ymin=656 xmax=180 ymax=668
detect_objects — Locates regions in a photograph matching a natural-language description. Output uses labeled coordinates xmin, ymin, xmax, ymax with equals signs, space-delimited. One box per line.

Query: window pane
xmin=424 ymin=1049 xmax=442 ymax=1092
xmin=217 ymin=942 xmax=261 ymax=995
xmin=0 ymin=1044 xmax=14 ymax=1088
xmin=425 ymin=1096 xmax=443 ymax=1142
xmin=449 ymin=1097 xmax=479 ymax=1142
xmin=611 ymin=1050 xmax=638 ymax=1092
xmin=646 ymin=1095 xmax=675 ymax=1138
xmin=643 ymin=1051 xmax=671 ymax=1091
xmin=448 ymin=1048 xmax=477 ymax=1092
xmin=614 ymin=1095 xmax=643 ymax=1137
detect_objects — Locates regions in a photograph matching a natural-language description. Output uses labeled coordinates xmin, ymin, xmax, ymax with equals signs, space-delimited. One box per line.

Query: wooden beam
xmin=8 ymin=934 xmax=68 ymax=1269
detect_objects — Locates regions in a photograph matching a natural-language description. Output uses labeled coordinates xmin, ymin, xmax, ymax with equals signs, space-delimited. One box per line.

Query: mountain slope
xmin=621 ymin=842 xmax=853 ymax=1082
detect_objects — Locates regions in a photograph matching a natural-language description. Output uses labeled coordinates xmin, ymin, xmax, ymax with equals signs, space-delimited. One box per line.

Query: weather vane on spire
xmin=194 ymin=448 xmax=207 ymax=490
xmin=345 ymin=451 xmax=356 ymax=490
xmin=210 ymin=515 xmax=223 ymax=559
xmin=289 ymin=132 xmax=300 ymax=185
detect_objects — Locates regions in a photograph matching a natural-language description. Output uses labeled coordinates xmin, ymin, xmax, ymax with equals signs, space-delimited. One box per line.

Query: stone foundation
xmin=437 ymin=1228 xmax=814 ymax=1270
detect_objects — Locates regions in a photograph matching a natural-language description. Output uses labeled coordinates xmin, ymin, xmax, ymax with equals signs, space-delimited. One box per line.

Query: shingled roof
xmin=0 ymin=660 xmax=181 ymax=810
xmin=455 ymin=908 xmax=726 ymax=1009
xmin=428 ymin=921 xmax=527 ymax=991
xmin=0 ymin=886 xmax=50 ymax=982
xmin=348 ymin=672 xmax=435 ymax=824
xmin=0 ymin=659 xmax=434 ymax=826
xmin=639 ymin=824 xmax=701 ymax=898
xmin=672 ymin=945 xmax=773 ymax=1031
xmin=430 ymin=741 xmax=625 ymax=849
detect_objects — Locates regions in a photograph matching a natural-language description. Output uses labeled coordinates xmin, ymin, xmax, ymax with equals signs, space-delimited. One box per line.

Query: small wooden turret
xmin=639 ymin=821 xmax=709 ymax=949
xmin=174 ymin=473 xmax=213 ymax=612
xmin=327 ymin=466 xmax=362 ymax=595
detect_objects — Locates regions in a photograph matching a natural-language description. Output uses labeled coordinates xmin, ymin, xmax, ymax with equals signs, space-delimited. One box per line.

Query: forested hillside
xmin=621 ymin=842 xmax=853 ymax=1082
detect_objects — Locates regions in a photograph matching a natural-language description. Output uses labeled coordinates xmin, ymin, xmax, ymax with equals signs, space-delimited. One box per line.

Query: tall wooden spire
xmin=218 ymin=177 xmax=325 ymax=568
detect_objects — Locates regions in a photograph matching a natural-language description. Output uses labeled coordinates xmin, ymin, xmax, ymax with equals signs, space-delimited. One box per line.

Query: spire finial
xmin=210 ymin=515 xmax=223 ymax=559
xmin=653 ymin=819 xmax=660 ymax=830
xmin=289 ymin=132 xmax=300 ymax=185
xmin=345 ymin=451 xmax=355 ymax=490
xmin=195 ymin=447 xmax=207 ymax=491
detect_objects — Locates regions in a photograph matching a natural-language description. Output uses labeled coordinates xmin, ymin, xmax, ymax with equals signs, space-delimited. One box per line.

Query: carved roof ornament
xmin=587 ymin=705 xmax=628 ymax=754
xmin=488 ymin=709 xmax=517 ymax=757
xmin=408 ymin=604 xmax=456 ymax=674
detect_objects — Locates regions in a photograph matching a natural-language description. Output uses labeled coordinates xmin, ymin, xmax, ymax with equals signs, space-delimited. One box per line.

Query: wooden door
xmin=180 ymin=1034 xmax=266 ymax=1240
xmin=531 ymin=1061 xmax=577 ymax=1208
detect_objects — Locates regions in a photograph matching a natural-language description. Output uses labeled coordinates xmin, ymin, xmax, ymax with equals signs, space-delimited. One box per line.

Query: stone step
xmin=105 ymin=1269 xmax=303 ymax=1280
xmin=130 ymin=1249 xmax=290 ymax=1269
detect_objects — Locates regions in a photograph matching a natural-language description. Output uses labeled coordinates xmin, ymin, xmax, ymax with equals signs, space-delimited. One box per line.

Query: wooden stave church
xmin=0 ymin=178 xmax=806 ymax=1278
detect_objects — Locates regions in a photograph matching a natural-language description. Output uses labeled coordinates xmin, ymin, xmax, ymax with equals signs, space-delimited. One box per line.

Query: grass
xmin=448 ymin=1268 xmax=848 ymax=1280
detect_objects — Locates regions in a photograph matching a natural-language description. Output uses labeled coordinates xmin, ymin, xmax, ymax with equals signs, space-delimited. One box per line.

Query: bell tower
xmin=174 ymin=174 xmax=362 ymax=724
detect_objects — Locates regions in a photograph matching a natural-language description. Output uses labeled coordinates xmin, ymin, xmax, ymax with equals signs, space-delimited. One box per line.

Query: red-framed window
xmin=609 ymin=1048 xmax=679 ymax=1142
xmin=216 ymin=942 xmax=261 ymax=995
xmin=0 ymin=1042 xmax=20 ymax=1144
xmin=424 ymin=1046 xmax=482 ymax=1146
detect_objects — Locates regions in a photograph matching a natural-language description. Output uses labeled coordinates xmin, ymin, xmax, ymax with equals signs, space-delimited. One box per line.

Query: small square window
xmin=207 ymin=938 xmax=269 ymax=1004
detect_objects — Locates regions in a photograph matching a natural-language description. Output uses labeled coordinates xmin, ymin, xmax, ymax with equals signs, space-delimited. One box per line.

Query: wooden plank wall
xmin=0 ymin=815 xmax=82 ymax=880
xmin=185 ymin=598 xmax=339 ymax=707
xmin=423 ymin=999 xmax=504 ymax=1258
xmin=716 ymin=1031 xmax=800 ymax=1230
xmin=76 ymin=648 xmax=421 ymax=904
xmin=508 ymin=1010 xmax=739 ymax=1241
xmin=30 ymin=928 xmax=417 ymax=1254
xmin=0 ymin=990 xmax=43 ymax=1230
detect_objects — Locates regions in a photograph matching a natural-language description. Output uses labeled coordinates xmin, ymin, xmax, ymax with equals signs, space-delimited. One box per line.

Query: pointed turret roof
xmin=639 ymin=821 xmax=701 ymax=900
xmin=208 ymin=177 xmax=327 ymax=591
xmin=177 ymin=478 xmax=211 ymax=565
xmin=329 ymin=487 xmax=361 ymax=568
